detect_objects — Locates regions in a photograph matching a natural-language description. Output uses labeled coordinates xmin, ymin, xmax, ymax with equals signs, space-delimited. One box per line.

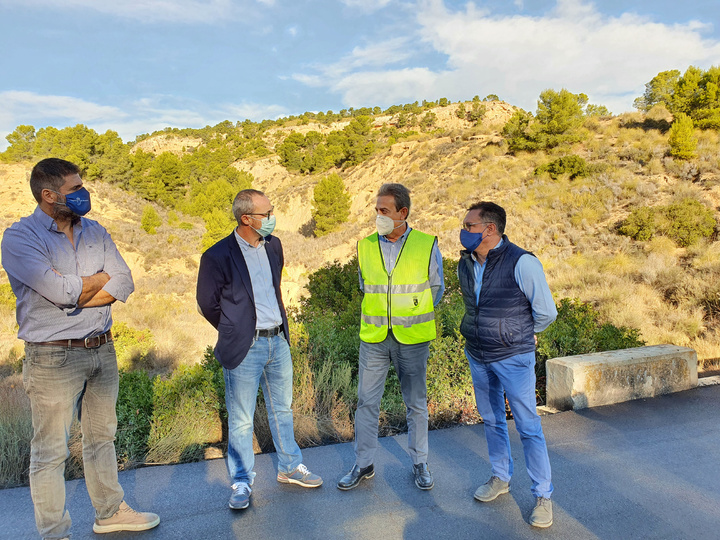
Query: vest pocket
xmin=499 ymin=319 xmax=519 ymax=347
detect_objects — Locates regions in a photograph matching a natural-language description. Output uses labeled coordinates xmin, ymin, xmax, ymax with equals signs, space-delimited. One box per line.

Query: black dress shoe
xmin=337 ymin=464 xmax=375 ymax=490
xmin=413 ymin=463 xmax=434 ymax=490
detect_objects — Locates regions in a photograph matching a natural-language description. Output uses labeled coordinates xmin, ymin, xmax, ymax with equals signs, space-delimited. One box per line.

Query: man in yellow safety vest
xmin=337 ymin=183 xmax=444 ymax=491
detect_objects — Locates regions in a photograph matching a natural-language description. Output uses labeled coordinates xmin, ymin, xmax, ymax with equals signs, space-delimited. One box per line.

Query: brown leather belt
xmin=31 ymin=330 xmax=113 ymax=349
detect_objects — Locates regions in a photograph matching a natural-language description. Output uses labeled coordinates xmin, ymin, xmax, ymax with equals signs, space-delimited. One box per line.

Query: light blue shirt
xmin=1 ymin=206 xmax=134 ymax=342
xmin=463 ymin=238 xmax=557 ymax=333
xmin=359 ymin=226 xmax=445 ymax=306
xmin=234 ymin=231 xmax=283 ymax=330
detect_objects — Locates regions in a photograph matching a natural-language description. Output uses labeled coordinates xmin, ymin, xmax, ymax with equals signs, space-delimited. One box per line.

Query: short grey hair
xmin=377 ymin=183 xmax=411 ymax=217
xmin=232 ymin=189 xmax=265 ymax=224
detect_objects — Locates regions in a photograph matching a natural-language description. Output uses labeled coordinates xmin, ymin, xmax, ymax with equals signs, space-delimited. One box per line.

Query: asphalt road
xmin=3 ymin=383 xmax=720 ymax=540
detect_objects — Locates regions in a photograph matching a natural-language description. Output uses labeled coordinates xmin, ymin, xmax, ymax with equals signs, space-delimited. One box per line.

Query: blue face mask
xmin=460 ymin=228 xmax=484 ymax=252
xmin=53 ymin=187 xmax=92 ymax=216
xmin=252 ymin=214 xmax=276 ymax=237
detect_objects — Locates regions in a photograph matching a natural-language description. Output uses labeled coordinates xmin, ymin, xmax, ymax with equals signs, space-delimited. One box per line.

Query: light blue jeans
xmin=23 ymin=341 xmax=124 ymax=540
xmin=467 ymin=350 xmax=553 ymax=499
xmin=354 ymin=335 xmax=430 ymax=468
xmin=223 ymin=334 xmax=302 ymax=485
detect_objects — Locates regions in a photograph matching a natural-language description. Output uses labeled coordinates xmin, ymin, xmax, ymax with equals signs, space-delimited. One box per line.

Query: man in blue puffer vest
xmin=457 ymin=201 xmax=557 ymax=528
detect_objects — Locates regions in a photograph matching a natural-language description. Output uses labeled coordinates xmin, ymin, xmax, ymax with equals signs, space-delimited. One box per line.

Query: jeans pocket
xmin=28 ymin=346 xmax=69 ymax=368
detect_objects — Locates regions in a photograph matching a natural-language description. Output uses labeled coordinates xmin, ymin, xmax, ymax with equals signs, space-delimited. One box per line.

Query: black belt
xmin=255 ymin=326 xmax=282 ymax=338
xmin=31 ymin=330 xmax=113 ymax=349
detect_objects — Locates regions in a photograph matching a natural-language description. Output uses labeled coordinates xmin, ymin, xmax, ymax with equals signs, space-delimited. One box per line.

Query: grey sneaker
xmin=529 ymin=497 xmax=553 ymax=528
xmin=474 ymin=476 xmax=510 ymax=502
xmin=277 ymin=463 xmax=323 ymax=488
xmin=93 ymin=501 xmax=160 ymax=533
xmin=229 ymin=482 xmax=252 ymax=510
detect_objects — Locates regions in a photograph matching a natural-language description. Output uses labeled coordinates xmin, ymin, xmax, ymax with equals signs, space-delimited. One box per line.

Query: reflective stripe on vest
xmin=358 ymin=230 xmax=437 ymax=344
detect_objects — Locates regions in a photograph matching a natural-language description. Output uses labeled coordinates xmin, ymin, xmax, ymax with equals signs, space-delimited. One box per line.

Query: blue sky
xmin=1 ymin=0 xmax=719 ymax=149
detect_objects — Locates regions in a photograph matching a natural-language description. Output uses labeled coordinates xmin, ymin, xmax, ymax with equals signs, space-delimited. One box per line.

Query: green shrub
xmin=534 ymin=155 xmax=589 ymax=180
xmin=435 ymin=258 xmax=465 ymax=338
xmin=619 ymin=206 xmax=657 ymax=241
xmin=299 ymin=257 xmax=363 ymax=332
xmin=0 ymin=283 xmax=16 ymax=309
xmin=537 ymin=298 xmax=645 ymax=364
xmin=140 ymin=204 xmax=162 ymax=234
xmin=426 ymin=333 xmax=476 ymax=426
xmin=200 ymin=346 xmax=226 ymax=422
xmin=619 ymin=198 xmax=716 ymax=246
xmin=112 ymin=322 xmax=155 ymax=370
xmin=116 ymin=370 xmax=154 ymax=466
xmin=668 ymin=113 xmax=698 ymax=160
xmin=660 ymin=198 xmax=716 ymax=247
xmin=146 ymin=363 xmax=223 ymax=463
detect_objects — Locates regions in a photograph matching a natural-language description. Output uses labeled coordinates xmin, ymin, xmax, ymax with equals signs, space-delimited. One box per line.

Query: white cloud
xmin=0 ymin=91 xmax=127 ymax=125
xmin=222 ymin=102 xmax=288 ymax=121
xmin=291 ymin=37 xmax=413 ymax=86
xmin=294 ymin=0 xmax=720 ymax=114
xmin=0 ymin=91 xmax=289 ymax=150
xmin=0 ymin=0 xmax=269 ymax=23
xmin=415 ymin=0 xmax=720 ymax=113
xmin=332 ymin=68 xmax=437 ymax=107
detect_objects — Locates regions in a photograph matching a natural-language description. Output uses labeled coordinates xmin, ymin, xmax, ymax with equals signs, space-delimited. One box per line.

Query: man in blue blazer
xmin=197 ymin=188 xmax=322 ymax=511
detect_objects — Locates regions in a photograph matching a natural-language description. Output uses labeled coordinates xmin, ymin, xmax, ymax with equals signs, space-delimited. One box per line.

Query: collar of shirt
xmin=471 ymin=237 xmax=504 ymax=266
xmin=234 ymin=229 xmax=266 ymax=251
xmin=33 ymin=205 xmax=84 ymax=236
xmin=379 ymin=224 xmax=411 ymax=244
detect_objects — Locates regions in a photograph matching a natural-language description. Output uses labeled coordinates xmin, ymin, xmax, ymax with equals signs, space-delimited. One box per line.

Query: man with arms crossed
xmin=338 ymin=183 xmax=444 ymax=491
xmin=1 ymin=158 xmax=159 ymax=539
xmin=197 ymin=189 xmax=322 ymax=511
xmin=458 ymin=201 xmax=557 ymax=528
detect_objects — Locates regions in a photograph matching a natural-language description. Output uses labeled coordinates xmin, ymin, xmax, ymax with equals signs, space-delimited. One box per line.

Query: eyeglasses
xmin=246 ymin=208 xmax=274 ymax=219
xmin=462 ymin=221 xmax=488 ymax=232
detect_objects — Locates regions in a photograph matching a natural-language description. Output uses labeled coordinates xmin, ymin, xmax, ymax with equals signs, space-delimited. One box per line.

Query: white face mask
xmin=376 ymin=214 xmax=404 ymax=236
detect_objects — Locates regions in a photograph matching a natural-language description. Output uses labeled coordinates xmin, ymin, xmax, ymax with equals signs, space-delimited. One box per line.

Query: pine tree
xmin=312 ymin=173 xmax=350 ymax=237
xmin=141 ymin=205 xmax=162 ymax=234
xmin=668 ymin=113 xmax=697 ymax=160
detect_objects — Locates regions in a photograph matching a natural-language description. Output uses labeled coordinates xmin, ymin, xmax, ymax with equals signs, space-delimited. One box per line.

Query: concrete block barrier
xmin=546 ymin=344 xmax=697 ymax=411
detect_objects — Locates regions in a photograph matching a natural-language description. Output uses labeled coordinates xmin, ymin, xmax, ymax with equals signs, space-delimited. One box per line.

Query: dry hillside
xmin=2 ymin=102 xmax=720 ymax=370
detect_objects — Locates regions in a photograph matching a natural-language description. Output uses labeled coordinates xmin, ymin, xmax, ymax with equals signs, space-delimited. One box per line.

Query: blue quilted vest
xmin=458 ymin=236 xmax=536 ymax=363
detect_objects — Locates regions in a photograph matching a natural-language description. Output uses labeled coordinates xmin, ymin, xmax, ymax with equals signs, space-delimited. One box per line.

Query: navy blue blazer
xmin=196 ymin=232 xmax=290 ymax=370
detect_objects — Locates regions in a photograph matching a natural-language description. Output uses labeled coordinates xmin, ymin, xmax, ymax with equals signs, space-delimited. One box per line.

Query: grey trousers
xmin=354 ymin=334 xmax=431 ymax=467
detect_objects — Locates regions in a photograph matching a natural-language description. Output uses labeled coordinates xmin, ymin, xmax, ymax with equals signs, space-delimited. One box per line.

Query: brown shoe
xmin=93 ymin=501 xmax=160 ymax=534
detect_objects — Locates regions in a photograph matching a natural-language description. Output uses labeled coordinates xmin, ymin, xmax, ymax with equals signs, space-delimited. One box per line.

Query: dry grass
xmin=0 ymin=374 xmax=32 ymax=488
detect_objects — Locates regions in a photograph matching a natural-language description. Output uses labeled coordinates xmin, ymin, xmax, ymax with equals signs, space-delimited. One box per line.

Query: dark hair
xmin=232 ymin=189 xmax=266 ymax=224
xmin=30 ymin=158 xmax=80 ymax=203
xmin=377 ymin=183 xmax=411 ymax=217
xmin=468 ymin=201 xmax=506 ymax=234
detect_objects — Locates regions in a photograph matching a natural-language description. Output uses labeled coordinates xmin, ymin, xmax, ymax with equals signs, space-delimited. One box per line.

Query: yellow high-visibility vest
xmin=358 ymin=229 xmax=437 ymax=344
